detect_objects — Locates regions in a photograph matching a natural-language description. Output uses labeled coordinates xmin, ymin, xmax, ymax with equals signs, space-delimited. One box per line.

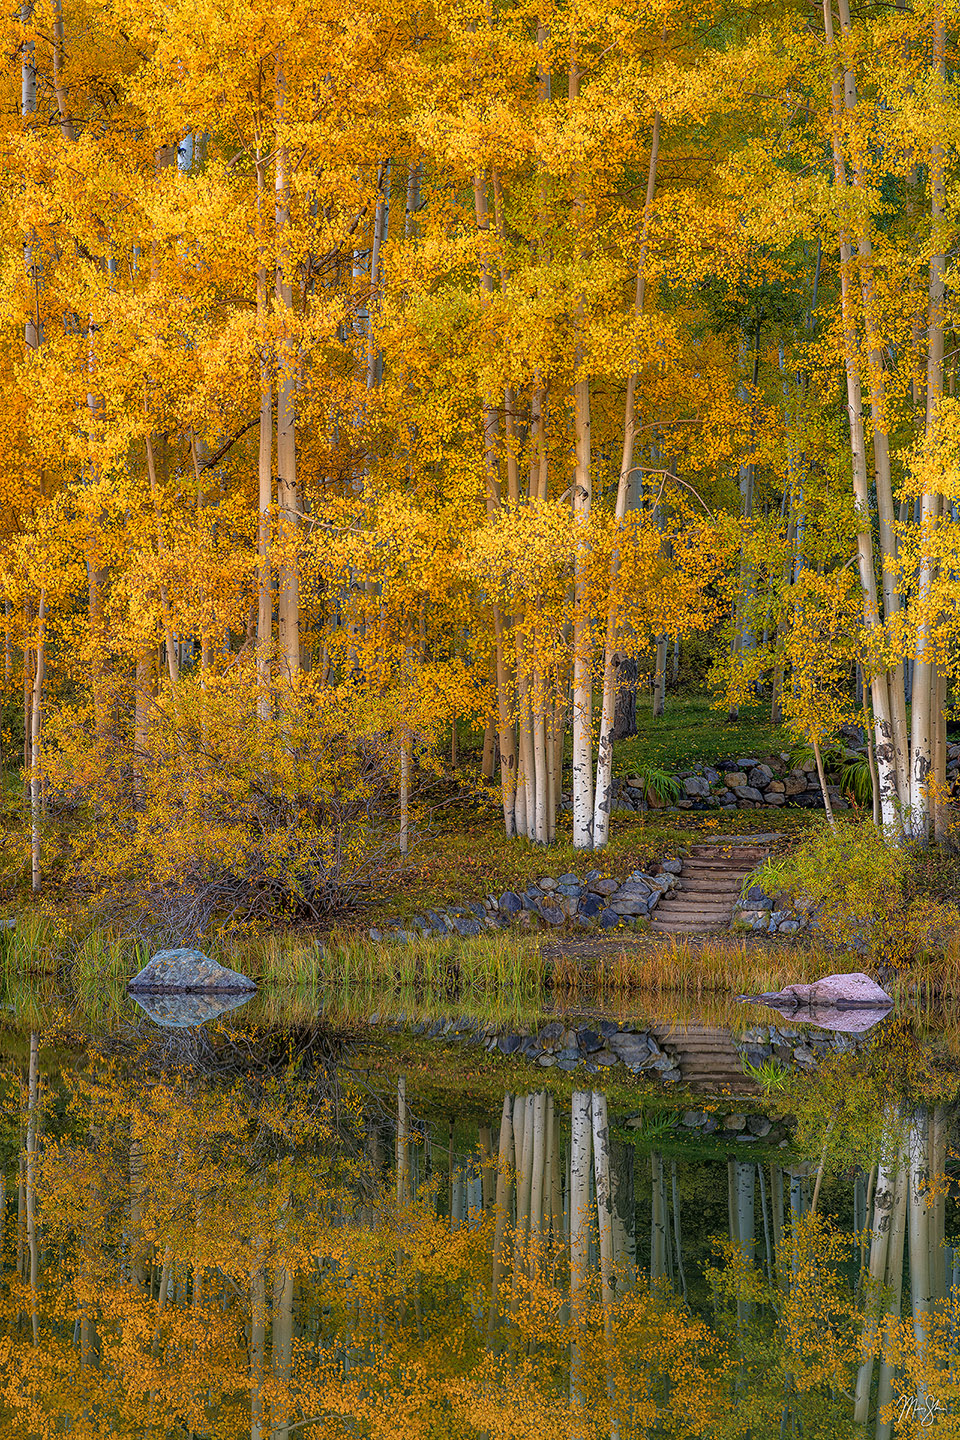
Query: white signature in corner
xmin=897 ymin=1393 xmax=946 ymax=1426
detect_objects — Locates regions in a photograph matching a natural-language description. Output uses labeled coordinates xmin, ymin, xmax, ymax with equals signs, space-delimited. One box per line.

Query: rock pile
xmin=734 ymin=1022 xmax=866 ymax=1071
xmin=734 ymin=883 xmax=809 ymax=936
xmin=561 ymin=747 xmax=867 ymax=816
xmin=369 ymin=859 xmax=683 ymax=942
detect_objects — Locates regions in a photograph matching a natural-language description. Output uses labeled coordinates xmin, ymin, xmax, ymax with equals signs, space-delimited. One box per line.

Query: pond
xmin=1 ymin=979 xmax=958 ymax=1437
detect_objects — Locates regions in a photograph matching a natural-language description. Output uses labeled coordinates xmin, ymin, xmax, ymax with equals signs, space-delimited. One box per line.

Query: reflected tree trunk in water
xmin=853 ymin=1121 xmax=900 ymax=1424
xmin=250 ymin=1263 xmax=267 ymax=1440
xmin=907 ymin=1108 xmax=932 ymax=1404
xmin=875 ymin=1133 xmax=908 ymax=1440
xmin=611 ymin=1135 xmax=635 ymax=1290
xmin=670 ymin=1160 xmax=687 ymax=1306
xmin=592 ymin=1092 xmax=621 ymax=1440
xmin=529 ymin=1092 xmax=547 ymax=1278
xmin=272 ymin=1264 xmax=294 ymax=1440
xmin=488 ymin=1094 xmax=513 ymax=1346
xmin=650 ymin=1152 xmax=669 ymax=1287
xmin=25 ymin=1032 xmax=39 ymax=1345
xmin=569 ymin=1091 xmax=592 ymax=1439
xmin=397 ymin=1076 xmax=408 ymax=1206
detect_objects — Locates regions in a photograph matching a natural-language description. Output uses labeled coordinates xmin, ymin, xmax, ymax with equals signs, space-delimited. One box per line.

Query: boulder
xmin=128 ymin=948 xmax=256 ymax=993
xmin=608 ymin=1032 xmax=652 ymax=1069
xmin=724 ymin=771 xmax=748 ymax=788
xmin=499 ymin=890 xmax=524 ymax=915
xmin=749 ymin=971 xmax=892 ymax=1010
xmin=733 ymin=785 xmax=764 ymax=803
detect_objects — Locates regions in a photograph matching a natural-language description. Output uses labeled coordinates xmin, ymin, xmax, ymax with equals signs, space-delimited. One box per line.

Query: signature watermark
xmin=897 ymin=1393 xmax=946 ymax=1427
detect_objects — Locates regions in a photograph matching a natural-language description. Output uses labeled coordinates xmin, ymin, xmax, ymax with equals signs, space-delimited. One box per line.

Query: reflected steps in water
xmin=649 ymin=1023 xmax=762 ymax=1095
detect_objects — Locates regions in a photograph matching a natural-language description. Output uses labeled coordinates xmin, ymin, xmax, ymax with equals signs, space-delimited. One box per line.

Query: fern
xmin=635 ymin=763 xmax=682 ymax=806
xmin=841 ymin=758 xmax=873 ymax=806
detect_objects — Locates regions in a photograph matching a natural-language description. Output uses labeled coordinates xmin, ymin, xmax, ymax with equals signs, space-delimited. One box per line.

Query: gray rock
xmin=609 ymin=898 xmax=649 ymax=916
xmin=746 ymin=885 xmax=771 ymax=905
xmin=683 ymin=776 xmax=710 ymax=797
xmin=609 ymin=1033 xmax=652 ymax=1069
xmin=498 ymin=1034 xmax=522 ymax=1054
xmin=661 ymin=859 xmax=683 ymax=874
xmin=539 ymin=903 xmax=565 ymax=926
xmin=734 ymin=785 xmax=765 ymax=803
xmin=589 ymin=876 xmax=620 ymax=895
xmin=557 ymin=873 xmax=579 ymax=886
xmin=682 ymin=1109 xmax=706 ymax=1127
xmin=748 ymin=764 xmax=774 ymax=787
xmin=499 ymin=890 xmax=524 ymax=915
xmin=369 ymin=928 xmax=383 ymax=941
xmin=661 ymin=1068 xmax=682 ymax=1083
xmin=578 ymin=1029 xmax=603 ymax=1051
xmin=128 ymin=949 xmax=256 ymax=993
xmin=701 ymin=1117 xmax=719 ymax=1133
xmin=598 ymin=908 xmax=621 ymax=928
xmin=538 ymin=1054 xmax=556 ymax=1067
xmin=538 ymin=877 xmax=558 ymax=890
xmin=557 ymin=1057 xmax=580 ymax=1071
xmin=453 ymin=916 xmax=481 ymax=937
xmin=778 ymin=920 xmax=801 ymax=934
xmin=723 ymin=1114 xmax=746 ymax=1130
xmin=594 ymin=1050 xmax=619 ymax=1066
xmin=578 ymin=892 xmax=605 ymax=919
xmin=723 ymin=771 xmax=748 ymax=788
xmin=753 ymin=971 xmax=892 ymax=1010
xmin=747 ymin=1116 xmax=772 ymax=1136
xmin=764 ymin=792 xmax=786 ymax=805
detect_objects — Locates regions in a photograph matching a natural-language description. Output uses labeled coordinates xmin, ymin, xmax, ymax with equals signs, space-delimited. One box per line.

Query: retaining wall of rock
xmin=370 ymin=858 xmax=683 ymax=943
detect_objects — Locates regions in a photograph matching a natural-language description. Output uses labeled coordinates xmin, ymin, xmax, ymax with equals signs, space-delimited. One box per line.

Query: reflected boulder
xmin=128 ymin=947 xmax=256 ymax=993
xmin=130 ymin=989 xmax=253 ymax=1028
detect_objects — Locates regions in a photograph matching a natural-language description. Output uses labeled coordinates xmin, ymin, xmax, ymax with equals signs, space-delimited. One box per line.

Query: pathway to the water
xmin=651 ymin=842 xmax=769 ymax=937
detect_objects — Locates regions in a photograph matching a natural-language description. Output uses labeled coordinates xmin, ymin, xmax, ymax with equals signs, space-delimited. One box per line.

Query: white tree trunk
xmin=593 ymin=112 xmax=660 ymax=847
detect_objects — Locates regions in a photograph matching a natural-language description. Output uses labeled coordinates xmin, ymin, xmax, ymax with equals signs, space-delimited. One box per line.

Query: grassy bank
xmin=5 ymin=916 xmax=960 ymax=1015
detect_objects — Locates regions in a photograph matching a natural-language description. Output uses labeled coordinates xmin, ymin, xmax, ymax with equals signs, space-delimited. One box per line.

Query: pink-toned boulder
xmin=756 ymin=971 xmax=891 ymax=1010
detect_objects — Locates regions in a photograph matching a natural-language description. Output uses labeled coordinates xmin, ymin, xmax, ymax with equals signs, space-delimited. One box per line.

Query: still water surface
xmin=1 ymin=984 xmax=958 ymax=1438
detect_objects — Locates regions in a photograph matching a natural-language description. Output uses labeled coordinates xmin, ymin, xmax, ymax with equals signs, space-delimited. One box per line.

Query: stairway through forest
xmin=650 ymin=843 xmax=769 ymax=937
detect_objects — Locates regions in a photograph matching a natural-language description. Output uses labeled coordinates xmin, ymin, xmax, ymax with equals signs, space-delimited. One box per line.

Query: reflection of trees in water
xmin=1 ymin=1044 xmax=958 ymax=1437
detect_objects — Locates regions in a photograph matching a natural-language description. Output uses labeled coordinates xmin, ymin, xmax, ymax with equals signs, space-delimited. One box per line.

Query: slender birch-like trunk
xmin=275 ymin=54 xmax=300 ymax=680
xmin=909 ymin=9 xmax=946 ymax=841
xmin=30 ymin=596 xmax=46 ymax=893
xmin=474 ymin=172 xmax=517 ymax=835
xmin=569 ymin=48 xmax=593 ymax=849
xmin=145 ymin=435 xmax=179 ymax=684
xmin=835 ymin=0 xmax=909 ymax=819
xmin=256 ymin=137 xmax=273 ymax=720
xmin=593 ymin=117 xmax=660 ymax=845
xmin=822 ymin=0 xmax=899 ymax=829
